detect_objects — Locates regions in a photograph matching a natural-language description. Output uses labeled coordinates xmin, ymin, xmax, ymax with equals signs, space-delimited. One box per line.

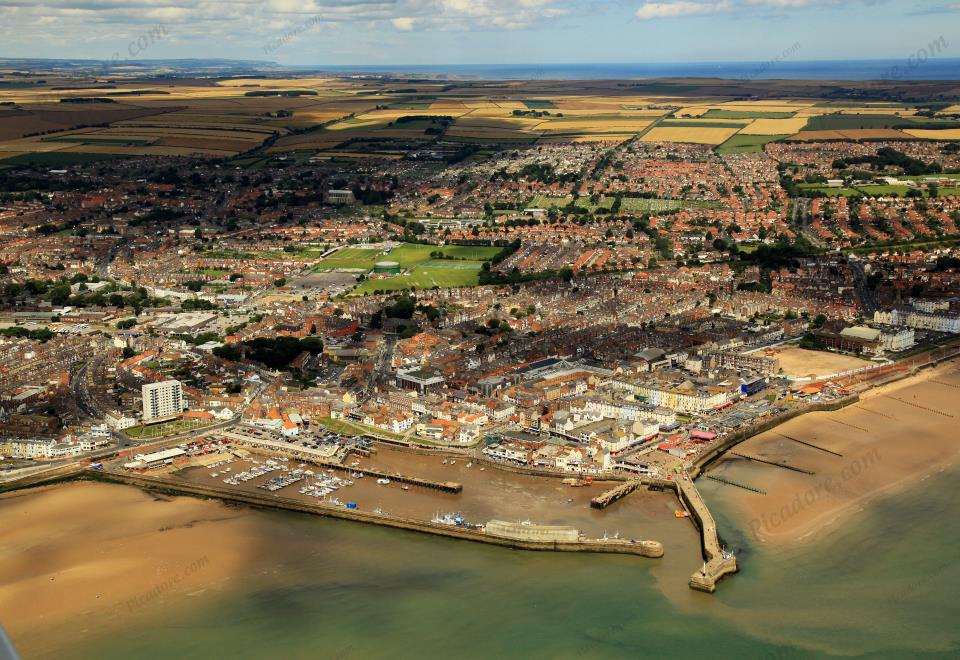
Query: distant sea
xmin=304 ymin=60 xmax=960 ymax=81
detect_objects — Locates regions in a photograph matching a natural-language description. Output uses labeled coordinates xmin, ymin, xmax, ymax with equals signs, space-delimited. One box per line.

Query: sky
xmin=0 ymin=0 xmax=956 ymax=66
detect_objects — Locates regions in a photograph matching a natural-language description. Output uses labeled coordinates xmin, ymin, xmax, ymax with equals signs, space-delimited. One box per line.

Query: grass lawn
xmin=315 ymin=247 xmax=384 ymax=270
xmin=319 ymin=242 xmax=501 ymax=273
xmin=317 ymin=416 xmax=404 ymax=441
xmin=854 ymin=184 xmax=914 ymax=196
xmin=797 ymin=184 xmax=865 ymax=197
xmin=529 ymin=194 xmax=614 ymax=212
xmin=197 ymin=268 xmax=229 ymax=278
xmin=716 ymin=134 xmax=787 ymax=154
xmin=619 ymin=197 xmax=683 ymax=212
xmin=349 ymin=259 xmax=486 ymax=296
xmin=124 ymin=418 xmax=212 ymax=439
xmin=704 ymin=110 xmax=795 ymax=119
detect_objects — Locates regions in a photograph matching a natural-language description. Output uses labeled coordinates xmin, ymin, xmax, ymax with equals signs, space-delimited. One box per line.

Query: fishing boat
xmin=376 ymin=478 xmax=390 ymax=485
xmin=465 ymin=462 xmax=473 ymax=468
xmin=401 ymin=485 xmax=410 ymax=491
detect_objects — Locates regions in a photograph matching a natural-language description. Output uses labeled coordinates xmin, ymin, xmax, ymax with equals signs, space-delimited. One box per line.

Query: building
xmin=324 ymin=189 xmax=356 ymax=205
xmin=142 ymin=380 xmax=185 ymax=423
xmin=874 ymin=308 xmax=960 ymax=334
xmin=395 ymin=368 xmax=445 ymax=395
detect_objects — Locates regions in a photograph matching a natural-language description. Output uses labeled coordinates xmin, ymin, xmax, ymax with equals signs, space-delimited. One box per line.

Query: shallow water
xmin=41 ymin=462 xmax=960 ymax=660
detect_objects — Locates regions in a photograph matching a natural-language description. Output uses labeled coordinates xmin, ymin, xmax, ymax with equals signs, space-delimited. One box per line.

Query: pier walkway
xmin=675 ymin=477 xmax=738 ymax=593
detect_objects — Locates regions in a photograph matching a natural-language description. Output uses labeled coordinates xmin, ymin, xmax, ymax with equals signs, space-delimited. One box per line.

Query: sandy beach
xmin=709 ymin=359 xmax=960 ymax=546
xmin=0 ymin=482 xmax=261 ymax=655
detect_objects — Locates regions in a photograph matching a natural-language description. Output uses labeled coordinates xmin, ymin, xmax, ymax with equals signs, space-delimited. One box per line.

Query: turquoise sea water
xmin=58 ymin=465 xmax=960 ymax=660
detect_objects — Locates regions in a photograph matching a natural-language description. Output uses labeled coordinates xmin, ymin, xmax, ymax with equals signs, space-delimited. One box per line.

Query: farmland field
xmin=703 ymin=109 xmax=795 ymax=119
xmin=716 ymin=134 xmax=787 ymax=154
xmin=739 ymin=117 xmax=810 ymax=135
xmin=641 ymin=126 xmax=741 ymax=145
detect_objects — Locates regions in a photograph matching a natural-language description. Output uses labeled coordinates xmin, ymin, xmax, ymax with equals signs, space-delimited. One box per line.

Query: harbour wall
xmin=86 ymin=470 xmax=664 ymax=559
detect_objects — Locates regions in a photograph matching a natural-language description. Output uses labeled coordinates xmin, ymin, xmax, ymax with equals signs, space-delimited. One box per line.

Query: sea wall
xmin=690 ymin=394 xmax=861 ymax=479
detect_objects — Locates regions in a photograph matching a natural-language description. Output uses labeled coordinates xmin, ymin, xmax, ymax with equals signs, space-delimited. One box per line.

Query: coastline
xmin=705 ymin=359 xmax=960 ymax=548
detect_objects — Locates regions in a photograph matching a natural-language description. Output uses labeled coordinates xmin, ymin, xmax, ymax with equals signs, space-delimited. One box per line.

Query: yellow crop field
xmin=60 ymin=143 xmax=235 ymax=156
xmin=534 ymin=119 xmax=654 ymax=133
xmin=903 ymin=129 xmax=960 ymax=140
xmin=740 ymin=117 xmax=811 ymax=135
xmin=539 ymin=134 xmax=633 ymax=143
xmin=641 ymin=126 xmax=741 ymax=145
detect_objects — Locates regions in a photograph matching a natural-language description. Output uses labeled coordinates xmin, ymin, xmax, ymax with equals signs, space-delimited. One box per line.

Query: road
xmin=849 ymin=257 xmax=880 ymax=316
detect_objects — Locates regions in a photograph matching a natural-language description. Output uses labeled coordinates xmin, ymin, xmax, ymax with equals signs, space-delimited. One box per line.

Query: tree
xmin=49 ymin=283 xmax=71 ymax=305
xmin=274 ymin=277 xmax=287 ymax=287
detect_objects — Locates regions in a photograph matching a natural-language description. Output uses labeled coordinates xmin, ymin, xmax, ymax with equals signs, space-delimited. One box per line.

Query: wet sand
xmin=172 ymin=447 xmax=681 ymax=541
xmin=708 ymin=360 xmax=960 ymax=545
xmin=0 ymin=482 xmax=261 ymax=656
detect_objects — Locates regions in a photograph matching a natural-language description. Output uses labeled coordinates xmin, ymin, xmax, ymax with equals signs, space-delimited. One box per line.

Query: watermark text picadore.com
xmin=104 ymin=23 xmax=169 ymax=72
xmin=880 ymin=36 xmax=948 ymax=81
xmin=748 ymin=447 xmax=881 ymax=536
xmin=123 ymin=555 xmax=209 ymax=613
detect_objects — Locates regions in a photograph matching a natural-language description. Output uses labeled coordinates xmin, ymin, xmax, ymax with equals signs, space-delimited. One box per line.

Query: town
xmin=2 ymin=72 xmax=960 ymax=594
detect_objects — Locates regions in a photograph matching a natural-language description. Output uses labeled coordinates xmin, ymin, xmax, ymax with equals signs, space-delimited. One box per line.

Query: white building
xmin=879 ymin=327 xmax=915 ymax=352
xmin=874 ymin=308 xmax=960 ymax=334
xmin=142 ymin=380 xmax=185 ymax=422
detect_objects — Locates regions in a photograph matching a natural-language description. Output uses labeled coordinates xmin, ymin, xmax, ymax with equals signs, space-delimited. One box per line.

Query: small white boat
xmin=376 ymin=478 xmax=390 ymax=485
xmin=465 ymin=462 xmax=473 ymax=468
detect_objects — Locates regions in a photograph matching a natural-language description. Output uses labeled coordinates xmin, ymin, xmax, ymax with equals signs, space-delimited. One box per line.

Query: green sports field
xmin=349 ymin=259 xmax=486 ymax=296
xmin=317 ymin=242 xmax=501 ymax=273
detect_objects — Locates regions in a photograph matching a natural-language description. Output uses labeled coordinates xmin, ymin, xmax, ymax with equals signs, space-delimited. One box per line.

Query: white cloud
xmin=635 ymin=1 xmax=733 ymax=20
xmin=391 ymin=16 xmax=415 ymax=30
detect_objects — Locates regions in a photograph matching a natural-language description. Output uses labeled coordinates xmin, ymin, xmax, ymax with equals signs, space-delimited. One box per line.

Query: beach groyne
xmin=690 ymin=394 xmax=861 ymax=479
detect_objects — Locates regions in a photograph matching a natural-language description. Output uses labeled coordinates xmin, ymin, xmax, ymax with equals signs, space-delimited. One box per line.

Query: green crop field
xmin=522 ymin=99 xmax=556 ymax=109
xmin=0 ymin=151 xmax=126 ymax=166
xmin=703 ymin=110 xmax=795 ymax=119
xmin=716 ymin=134 xmax=788 ymax=154
xmin=801 ymin=113 xmax=960 ymax=131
